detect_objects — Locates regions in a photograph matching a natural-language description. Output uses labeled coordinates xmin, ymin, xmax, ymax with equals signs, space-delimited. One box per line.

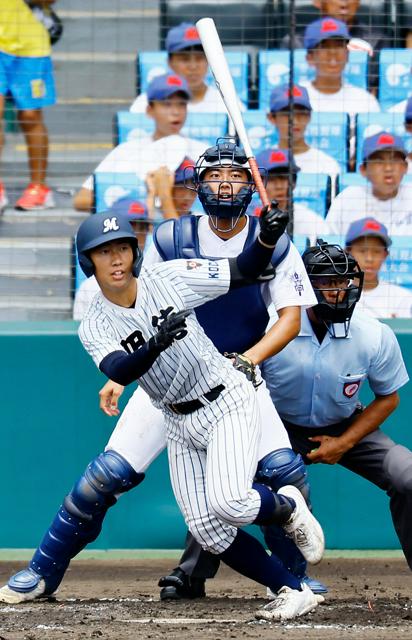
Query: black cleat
xmin=158 ymin=568 xmax=206 ymax=600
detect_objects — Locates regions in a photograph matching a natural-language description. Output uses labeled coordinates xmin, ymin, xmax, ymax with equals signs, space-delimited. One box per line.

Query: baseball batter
xmin=0 ymin=142 xmax=323 ymax=620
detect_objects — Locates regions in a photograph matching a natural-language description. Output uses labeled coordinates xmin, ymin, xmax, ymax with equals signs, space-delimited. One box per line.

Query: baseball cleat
xmin=0 ymin=568 xmax=47 ymax=604
xmin=257 ymin=582 xmax=324 ymax=622
xmin=158 ymin=568 xmax=206 ymax=600
xmin=278 ymin=485 xmax=325 ymax=564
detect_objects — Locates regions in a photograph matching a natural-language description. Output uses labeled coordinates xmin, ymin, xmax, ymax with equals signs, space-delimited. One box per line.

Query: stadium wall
xmin=1 ymin=320 xmax=411 ymax=550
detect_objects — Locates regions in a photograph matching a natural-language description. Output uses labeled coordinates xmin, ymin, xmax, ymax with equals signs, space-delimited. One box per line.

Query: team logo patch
xmin=290 ymin=272 xmax=304 ymax=296
xmin=103 ymin=216 xmax=120 ymax=233
xmin=186 ymin=260 xmax=202 ymax=270
xmin=343 ymin=381 xmax=360 ymax=397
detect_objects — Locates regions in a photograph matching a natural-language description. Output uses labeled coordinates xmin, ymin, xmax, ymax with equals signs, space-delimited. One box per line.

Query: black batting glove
xmin=151 ymin=310 xmax=190 ymax=352
xmin=259 ymin=200 xmax=289 ymax=247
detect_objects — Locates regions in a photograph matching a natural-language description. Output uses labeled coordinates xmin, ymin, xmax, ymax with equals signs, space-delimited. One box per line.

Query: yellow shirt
xmin=0 ymin=0 xmax=50 ymax=57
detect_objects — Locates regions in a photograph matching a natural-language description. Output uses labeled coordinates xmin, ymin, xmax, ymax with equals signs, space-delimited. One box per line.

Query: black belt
xmin=169 ymin=384 xmax=225 ymax=415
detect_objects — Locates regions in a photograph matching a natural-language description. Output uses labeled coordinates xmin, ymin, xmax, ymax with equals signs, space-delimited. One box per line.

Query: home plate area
xmin=0 ymin=558 xmax=411 ymax=640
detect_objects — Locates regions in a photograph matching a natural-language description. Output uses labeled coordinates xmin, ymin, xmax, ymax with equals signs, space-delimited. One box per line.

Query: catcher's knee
xmin=256 ymin=448 xmax=310 ymax=502
xmin=383 ymin=445 xmax=412 ymax=494
xmin=65 ymin=450 xmax=144 ymax=518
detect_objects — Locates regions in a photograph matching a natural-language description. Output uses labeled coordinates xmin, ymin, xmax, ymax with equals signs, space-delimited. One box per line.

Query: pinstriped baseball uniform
xmin=79 ymin=258 xmax=263 ymax=552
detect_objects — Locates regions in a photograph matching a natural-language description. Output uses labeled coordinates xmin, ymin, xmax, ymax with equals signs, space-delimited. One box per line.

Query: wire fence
xmin=1 ymin=0 xmax=412 ymax=320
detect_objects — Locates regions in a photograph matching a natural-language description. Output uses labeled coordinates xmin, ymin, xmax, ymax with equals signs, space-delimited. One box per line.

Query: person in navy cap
xmin=345 ymin=217 xmax=412 ymax=318
xmin=327 ymin=131 xmax=412 ymax=236
xmin=130 ymin=23 xmax=236 ymax=114
xmin=73 ymin=198 xmax=155 ymax=320
xmin=302 ymin=17 xmax=380 ymax=117
xmin=253 ymin=148 xmax=330 ymax=242
xmin=73 ymin=73 xmax=206 ymax=213
xmin=267 ymin=83 xmax=340 ymax=179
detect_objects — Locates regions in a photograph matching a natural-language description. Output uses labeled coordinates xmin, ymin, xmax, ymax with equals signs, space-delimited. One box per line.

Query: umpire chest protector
xmin=153 ymin=215 xmax=290 ymax=354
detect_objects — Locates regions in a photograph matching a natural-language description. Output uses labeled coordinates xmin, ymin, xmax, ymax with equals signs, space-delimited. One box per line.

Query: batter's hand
xmin=306 ymin=435 xmax=349 ymax=465
xmin=259 ymin=200 xmax=289 ymax=247
xmin=99 ymin=380 xmax=125 ymax=417
xmin=152 ymin=310 xmax=190 ymax=351
xmin=224 ymin=352 xmax=263 ymax=389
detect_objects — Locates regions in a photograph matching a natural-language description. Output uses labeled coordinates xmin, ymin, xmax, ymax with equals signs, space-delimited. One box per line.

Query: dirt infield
xmin=0 ymin=557 xmax=411 ymax=640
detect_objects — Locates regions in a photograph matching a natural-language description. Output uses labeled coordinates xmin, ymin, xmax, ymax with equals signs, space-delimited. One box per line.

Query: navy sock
xmin=220 ymin=529 xmax=301 ymax=593
xmin=253 ymin=483 xmax=295 ymax=525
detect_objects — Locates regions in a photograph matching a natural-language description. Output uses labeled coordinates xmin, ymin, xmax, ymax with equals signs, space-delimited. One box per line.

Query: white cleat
xmin=278 ymin=485 xmax=325 ymax=564
xmin=0 ymin=580 xmax=46 ymax=604
xmin=257 ymin=583 xmax=324 ymax=622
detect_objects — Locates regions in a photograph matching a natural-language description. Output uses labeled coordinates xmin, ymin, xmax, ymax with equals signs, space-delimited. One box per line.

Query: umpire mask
xmin=302 ymin=240 xmax=364 ymax=338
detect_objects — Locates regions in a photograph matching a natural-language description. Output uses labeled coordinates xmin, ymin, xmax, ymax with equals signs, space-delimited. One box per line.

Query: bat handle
xmin=248 ymin=157 xmax=270 ymax=209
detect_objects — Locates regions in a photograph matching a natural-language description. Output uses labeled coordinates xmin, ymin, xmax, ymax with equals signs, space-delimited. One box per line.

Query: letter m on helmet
xmin=103 ymin=216 xmax=120 ymax=233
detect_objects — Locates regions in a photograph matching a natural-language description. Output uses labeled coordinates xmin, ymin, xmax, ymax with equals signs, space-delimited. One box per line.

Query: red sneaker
xmin=0 ymin=182 xmax=8 ymax=212
xmin=15 ymin=183 xmax=55 ymax=211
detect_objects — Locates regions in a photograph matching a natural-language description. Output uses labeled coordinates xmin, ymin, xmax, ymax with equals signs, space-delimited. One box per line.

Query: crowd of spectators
xmin=3 ymin=1 xmax=412 ymax=319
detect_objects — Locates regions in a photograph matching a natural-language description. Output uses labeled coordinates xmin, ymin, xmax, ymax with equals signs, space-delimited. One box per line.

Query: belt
xmin=168 ymin=384 xmax=225 ymax=415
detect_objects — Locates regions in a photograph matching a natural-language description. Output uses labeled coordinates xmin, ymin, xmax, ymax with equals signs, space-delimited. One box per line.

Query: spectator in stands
xmin=73 ymin=198 xmax=154 ymax=321
xmin=303 ymin=17 xmax=380 ymax=116
xmin=281 ymin=0 xmax=391 ymax=57
xmin=73 ymin=73 xmax=206 ymax=212
xmin=345 ymin=217 xmax=412 ymax=318
xmin=145 ymin=157 xmax=196 ymax=219
xmin=130 ymin=23 xmax=234 ymax=114
xmin=0 ymin=0 xmax=57 ymax=211
xmin=327 ymin=132 xmax=412 ymax=235
xmin=253 ymin=148 xmax=330 ymax=243
xmin=267 ymin=84 xmax=340 ymax=178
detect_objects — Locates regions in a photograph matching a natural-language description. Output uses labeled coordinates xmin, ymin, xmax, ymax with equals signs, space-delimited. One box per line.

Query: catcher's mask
xmin=302 ymin=239 xmax=364 ymax=338
xmin=76 ymin=212 xmax=143 ymax=278
xmin=192 ymin=137 xmax=256 ymax=232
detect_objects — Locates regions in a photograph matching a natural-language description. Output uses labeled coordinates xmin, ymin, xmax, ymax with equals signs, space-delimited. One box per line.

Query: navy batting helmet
xmin=302 ymin=240 xmax=364 ymax=337
xmin=193 ymin=138 xmax=255 ymax=230
xmin=76 ymin=212 xmax=143 ymax=278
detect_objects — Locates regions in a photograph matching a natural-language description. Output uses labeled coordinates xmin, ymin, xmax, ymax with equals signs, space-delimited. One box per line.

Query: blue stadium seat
xmin=247 ymin=172 xmax=331 ymax=220
xmin=136 ymin=50 xmax=249 ymax=106
xmin=243 ymin=110 xmax=349 ymax=171
xmin=381 ymin=236 xmax=412 ymax=289
xmin=355 ymin=112 xmax=412 ymax=168
xmin=378 ymin=49 xmax=412 ymax=111
xmin=295 ymin=172 xmax=331 ymax=218
xmin=258 ymin=49 xmax=368 ymax=109
xmin=114 ymin=111 xmax=228 ymax=147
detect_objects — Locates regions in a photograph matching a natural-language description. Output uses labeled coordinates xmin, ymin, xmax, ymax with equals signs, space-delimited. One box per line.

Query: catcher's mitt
xmin=224 ymin=352 xmax=263 ymax=389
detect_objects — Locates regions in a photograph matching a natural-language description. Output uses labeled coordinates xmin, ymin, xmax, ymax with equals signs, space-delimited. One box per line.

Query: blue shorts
xmin=0 ymin=51 xmax=56 ymax=110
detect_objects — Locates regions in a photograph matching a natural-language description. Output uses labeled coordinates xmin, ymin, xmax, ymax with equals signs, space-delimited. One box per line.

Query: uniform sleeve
xmin=78 ymin=315 xmax=121 ymax=368
xmin=264 ymin=243 xmax=317 ymax=310
xmin=153 ymin=258 xmax=231 ymax=309
xmin=368 ymin=323 xmax=409 ymax=395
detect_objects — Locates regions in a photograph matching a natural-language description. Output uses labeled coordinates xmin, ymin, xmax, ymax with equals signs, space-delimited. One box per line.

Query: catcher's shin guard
xmin=29 ymin=451 xmax=144 ymax=594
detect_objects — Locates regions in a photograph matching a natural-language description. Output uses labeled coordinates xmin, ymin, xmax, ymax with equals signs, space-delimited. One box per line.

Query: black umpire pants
xmin=175 ymin=418 xmax=412 ymax=578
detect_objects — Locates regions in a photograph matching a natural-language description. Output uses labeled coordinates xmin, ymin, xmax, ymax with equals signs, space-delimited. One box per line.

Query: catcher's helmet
xmin=76 ymin=212 xmax=143 ymax=278
xmin=302 ymin=240 xmax=364 ymax=337
xmin=193 ymin=138 xmax=255 ymax=230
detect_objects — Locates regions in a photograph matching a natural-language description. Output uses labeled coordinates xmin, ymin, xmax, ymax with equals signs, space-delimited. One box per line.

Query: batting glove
xmin=259 ymin=200 xmax=289 ymax=247
xmin=224 ymin=352 xmax=263 ymax=389
xmin=151 ymin=310 xmax=190 ymax=351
